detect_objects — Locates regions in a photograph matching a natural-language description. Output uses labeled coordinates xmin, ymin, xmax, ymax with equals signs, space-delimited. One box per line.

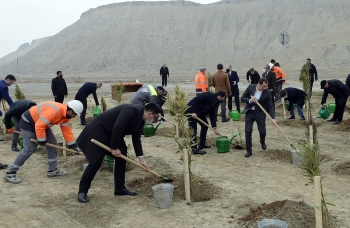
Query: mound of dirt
xmin=277 ymin=119 xmax=321 ymax=128
xmin=332 ymin=161 xmax=350 ymax=175
xmin=337 ymin=118 xmax=350 ymax=132
xmin=264 ymin=149 xmax=332 ymax=163
xmin=155 ymin=127 xmax=175 ymax=137
xmin=239 ymin=200 xmax=315 ymax=227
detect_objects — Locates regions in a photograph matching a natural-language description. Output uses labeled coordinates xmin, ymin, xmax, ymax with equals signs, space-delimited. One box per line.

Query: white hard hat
xmin=67 ymin=100 xmax=83 ymax=116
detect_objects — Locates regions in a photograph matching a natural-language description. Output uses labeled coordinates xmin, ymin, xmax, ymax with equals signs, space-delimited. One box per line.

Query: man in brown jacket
xmin=262 ymin=64 xmax=276 ymax=103
xmin=212 ymin=64 xmax=231 ymax=122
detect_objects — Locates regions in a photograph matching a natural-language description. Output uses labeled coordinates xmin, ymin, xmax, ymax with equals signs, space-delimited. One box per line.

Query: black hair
xmin=280 ymin=90 xmax=287 ymax=98
xmin=56 ymin=71 xmax=62 ymax=75
xmin=306 ymin=58 xmax=311 ymax=61
xmin=271 ymin=59 xmax=275 ymax=63
xmin=215 ymin=90 xmax=226 ymax=98
xmin=217 ymin=64 xmax=224 ymax=70
xmin=5 ymin=74 xmax=16 ymax=81
xmin=258 ymin=78 xmax=268 ymax=84
xmin=156 ymin=86 xmax=164 ymax=92
xmin=274 ymin=62 xmax=280 ymax=67
xmin=144 ymin=102 xmax=161 ymax=114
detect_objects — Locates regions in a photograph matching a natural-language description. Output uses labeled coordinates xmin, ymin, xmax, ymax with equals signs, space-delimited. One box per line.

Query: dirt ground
xmin=1 ymin=81 xmax=350 ymax=228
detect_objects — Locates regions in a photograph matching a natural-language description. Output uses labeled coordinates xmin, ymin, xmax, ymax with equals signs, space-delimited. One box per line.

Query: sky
xmin=0 ymin=0 xmax=219 ymax=58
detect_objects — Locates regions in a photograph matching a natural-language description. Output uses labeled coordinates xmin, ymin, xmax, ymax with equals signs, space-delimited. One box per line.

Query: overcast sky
xmin=0 ymin=0 xmax=218 ymax=58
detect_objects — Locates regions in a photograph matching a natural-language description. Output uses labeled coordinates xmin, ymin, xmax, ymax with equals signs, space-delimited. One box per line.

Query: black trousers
xmin=161 ymin=75 xmax=168 ymax=87
xmin=157 ymin=99 xmax=165 ymax=117
xmin=332 ymin=99 xmax=346 ymax=122
xmin=245 ymin=110 xmax=266 ymax=153
xmin=309 ymin=80 xmax=314 ymax=98
xmin=79 ymin=141 xmax=128 ymax=193
xmin=54 ymin=95 xmax=64 ymax=103
xmin=188 ymin=115 xmax=208 ymax=149
xmin=75 ymin=95 xmax=87 ymax=123
xmin=228 ymin=94 xmax=240 ymax=112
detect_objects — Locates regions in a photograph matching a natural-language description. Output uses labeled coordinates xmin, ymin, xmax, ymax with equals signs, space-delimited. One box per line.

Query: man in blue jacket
xmin=226 ymin=65 xmax=240 ymax=112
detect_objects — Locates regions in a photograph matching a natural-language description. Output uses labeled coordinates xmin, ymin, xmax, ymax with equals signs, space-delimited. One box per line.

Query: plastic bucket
xmin=83 ymin=163 xmax=100 ymax=180
xmin=258 ymin=218 xmax=288 ymax=228
xmin=152 ymin=183 xmax=174 ymax=209
xmin=103 ymin=155 xmax=114 ymax=168
xmin=291 ymin=150 xmax=303 ymax=165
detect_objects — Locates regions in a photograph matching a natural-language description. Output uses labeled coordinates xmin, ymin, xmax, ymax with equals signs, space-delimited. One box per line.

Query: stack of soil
xmin=332 ymin=161 xmax=350 ymax=175
xmin=337 ymin=118 xmax=350 ymax=132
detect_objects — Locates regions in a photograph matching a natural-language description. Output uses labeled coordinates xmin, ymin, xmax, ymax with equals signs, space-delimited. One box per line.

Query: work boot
xmin=199 ymin=144 xmax=211 ymax=150
xmin=11 ymin=146 xmax=20 ymax=152
xmin=299 ymin=116 xmax=305 ymax=121
xmin=3 ymin=173 xmax=21 ymax=184
xmin=114 ymin=188 xmax=137 ymax=196
xmin=78 ymin=192 xmax=90 ymax=203
xmin=192 ymin=149 xmax=206 ymax=155
xmin=244 ymin=152 xmax=252 ymax=157
xmin=288 ymin=115 xmax=295 ymax=119
xmin=260 ymin=142 xmax=267 ymax=150
xmin=0 ymin=163 xmax=8 ymax=169
xmin=47 ymin=169 xmax=67 ymax=178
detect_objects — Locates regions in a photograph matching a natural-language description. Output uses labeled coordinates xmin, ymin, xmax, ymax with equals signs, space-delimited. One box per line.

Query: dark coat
xmin=309 ymin=64 xmax=318 ymax=82
xmin=321 ymin=79 xmax=350 ymax=105
xmin=284 ymin=88 xmax=306 ymax=111
xmin=160 ymin=67 xmax=169 ymax=76
xmin=228 ymin=70 xmax=240 ymax=96
xmin=0 ymin=80 xmax=13 ymax=106
xmin=241 ymin=84 xmax=275 ymax=119
xmin=263 ymin=71 xmax=276 ymax=97
xmin=4 ymin=100 xmax=37 ymax=129
xmin=75 ymin=82 xmax=99 ymax=105
xmin=346 ymin=74 xmax=350 ymax=90
xmin=51 ymin=77 xmax=68 ymax=96
xmin=76 ymin=104 xmax=145 ymax=165
xmin=246 ymin=70 xmax=260 ymax=84
xmin=186 ymin=92 xmax=220 ymax=128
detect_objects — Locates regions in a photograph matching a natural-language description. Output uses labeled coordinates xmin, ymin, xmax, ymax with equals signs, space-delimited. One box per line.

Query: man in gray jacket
xmin=130 ymin=85 xmax=164 ymax=105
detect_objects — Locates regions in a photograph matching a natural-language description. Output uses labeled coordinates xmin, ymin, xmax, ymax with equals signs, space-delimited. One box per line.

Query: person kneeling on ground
xmin=280 ymin=88 xmax=306 ymax=120
xmin=185 ymin=91 xmax=224 ymax=155
xmin=76 ymin=102 xmax=161 ymax=203
xmin=4 ymin=100 xmax=37 ymax=151
xmin=3 ymin=100 xmax=83 ymax=184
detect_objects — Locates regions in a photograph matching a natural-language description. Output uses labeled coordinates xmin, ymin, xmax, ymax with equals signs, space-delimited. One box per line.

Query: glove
xmin=38 ymin=140 xmax=46 ymax=146
xmin=68 ymin=143 xmax=78 ymax=149
xmin=7 ymin=128 xmax=14 ymax=133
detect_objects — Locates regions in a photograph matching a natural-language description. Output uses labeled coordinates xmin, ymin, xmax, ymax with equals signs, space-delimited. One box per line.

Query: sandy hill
xmin=1 ymin=0 xmax=349 ymax=81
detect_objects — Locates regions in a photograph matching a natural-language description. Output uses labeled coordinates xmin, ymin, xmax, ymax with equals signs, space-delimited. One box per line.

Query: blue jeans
xmin=290 ymin=104 xmax=304 ymax=117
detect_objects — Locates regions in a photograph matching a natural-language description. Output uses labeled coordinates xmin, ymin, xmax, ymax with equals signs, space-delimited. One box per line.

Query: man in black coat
xmin=160 ymin=63 xmax=169 ymax=87
xmin=186 ymin=91 xmax=224 ymax=155
xmin=51 ymin=71 xmax=68 ymax=103
xmin=4 ymin=100 xmax=37 ymax=151
xmin=320 ymin=80 xmax=350 ymax=125
xmin=77 ymin=102 xmax=161 ymax=203
xmin=280 ymin=88 xmax=306 ymax=120
xmin=246 ymin=68 xmax=260 ymax=85
xmin=226 ymin=65 xmax=240 ymax=112
xmin=241 ymin=78 xmax=276 ymax=158
xmin=346 ymin=74 xmax=350 ymax=91
xmin=75 ymin=82 xmax=102 ymax=125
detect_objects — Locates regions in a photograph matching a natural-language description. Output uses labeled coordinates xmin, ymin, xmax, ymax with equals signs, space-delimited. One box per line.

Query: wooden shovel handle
xmin=91 ymin=139 xmax=161 ymax=178
xmin=159 ymin=115 xmax=175 ymax=126
xmin=282 ymin=97 xmax=287 ymax=119
xmin=250 ymin=96 xmax=292 ymax=145
xmin=30 ymin=138 xmax=82 ymax=155
xmin=194 ymin=116 xmax=221 ymax=136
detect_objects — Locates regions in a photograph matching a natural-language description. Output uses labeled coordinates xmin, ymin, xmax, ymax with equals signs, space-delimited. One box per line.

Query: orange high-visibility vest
xmin=272 ymin=66 xmax=286 ymax=84
xmin=195 ymin=71 xmax=208 ymax=92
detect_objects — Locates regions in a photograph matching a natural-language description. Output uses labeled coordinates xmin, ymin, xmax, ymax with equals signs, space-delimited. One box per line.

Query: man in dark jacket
xmin=0 ymin=74 xmax=16 ymax=142
xmin=75 ymin=82 xmax=102 ymax=125
xmin=4 ymin=100 xmax=37 ymax=151
xmin=160 ymin=63 xmax=169 ymax=87
xmin=51 ymin=71 xmax=68 ymax=103
xmin=280 ymin=88 xmax=306 ymax=120
xmin=300 ymin=58 xmax=318 ymax=97
xmin=320 ymin=80 xmax=350 ymax=125
xmin=186 ymin=91 xmax=225 ymax=155
xmin=226 ymin=65 xmax=240 ymax=112
xmin=153 ymin=86 xmax=167 ymax=122
xmin=241 ymin=78 xmax=276 ymax=158
xmin=262 ymin=64 xmax=276 ymax=103
xmin=76 ymin=102 xmax=161 ymax=203
xmin=246 ymin=68 xmax=260 ymax=85
xmin=346 ymin=74 xmax=350 ymax=90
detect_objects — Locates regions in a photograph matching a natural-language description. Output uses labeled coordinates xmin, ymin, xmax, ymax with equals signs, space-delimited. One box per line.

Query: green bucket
xmin=284 ymin=101 xmax=296 ymax=109
xmin=2 ymin=118 xmax=15 ymax=127
xmin=93 ymin=106 xmax=101 ymax=117
xmin=328 ymin=103 xmax=336 ymax=113
xmin=103 ymin=155 xmax=114 ymax=168
xmin=216 ymin=136 xmax=230 ymax=153
xmin=18 ymin=137 xmax=38 ymax=150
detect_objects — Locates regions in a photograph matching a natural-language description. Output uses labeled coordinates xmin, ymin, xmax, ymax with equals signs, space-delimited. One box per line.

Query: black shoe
xmin=327 ymin=119 xmax=336 ymax=122
xmin=0 ymin=138 xmax=4 ymax=141
xmin=81 ymin=121 xmax=88 ymax=125
xmin=78 ymin=192 xmax=90 ymax=203
xmin=0 ymin=163 xmax=8 ymax=169
xmin=115 ymin=188 xmax=137 ymax=196
xmin=191 ymin=149 xmax=206 ymax=155
xmin=332 ymin=121 xmax=341 ymax=125
xmin=261 ymin=142 xmax=267 ymax=150
xmin=222 ymin=119 xmax=230 ymax=122
xmin=199 ymin=144 xmax=211 ymax=150
xmin=299 ymin=116 xmax=305 ymax=121
xmin=11 ymin=146 xmax=20 ymax=152
xmin=288 ymin=115 xmax=295 ymax=119
xmin=244 ymin=152 xmax=252 ymax=158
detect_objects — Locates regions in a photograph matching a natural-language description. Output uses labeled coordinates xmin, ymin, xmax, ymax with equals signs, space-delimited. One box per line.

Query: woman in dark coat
xmin=280 ymin=88 xmax=306 ymax=120
xmin=76 ymin=103 xmax=161 ymax=203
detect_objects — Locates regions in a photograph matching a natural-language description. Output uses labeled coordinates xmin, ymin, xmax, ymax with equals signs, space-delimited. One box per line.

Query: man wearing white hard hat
xmin=3 ymin=100 xmax=83 ymax=184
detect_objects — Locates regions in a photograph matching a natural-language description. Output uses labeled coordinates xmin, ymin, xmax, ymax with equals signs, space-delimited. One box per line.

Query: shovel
xmin=91 ymin=139 xmax=173 ymax=182
xmin=251 ymin=96 xmax=297 ymax=150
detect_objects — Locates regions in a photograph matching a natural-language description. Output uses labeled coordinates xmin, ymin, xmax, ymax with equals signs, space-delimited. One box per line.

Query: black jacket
xmin=4 ymin=100 xmax=37 ymax=129
xmin=284 ymin=88 xmax=306 ymax=111
xmin=346 ymin=74 xmax=350 ymax=90
xmin=321 ymin=79 xmax=350 ymax=105
xmin=228 ymin=71 xmax=240 ymax=96
xmin=75 ymin=82 xmax=99 ymax=105
xmin=186 ymin=92 xmax=220 ymax=128
xmin=246 ymin=70 xmax=260 ymax=84
xmin=160 ymin=67 xmax=169 ymax=76
xmin=77 ymin=104 xmax=145 ymax=165
xmin=51 ymin=77 xmax=68 ymax=96
xmin=309 ymin=64 xmax=318 ymax=82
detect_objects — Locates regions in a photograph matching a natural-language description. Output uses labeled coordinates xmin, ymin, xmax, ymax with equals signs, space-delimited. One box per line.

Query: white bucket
xmin=291 ymin=150 xmax=303 ymax=165
xmin=152 ymin=183 xmax=174 ymax=209
xmin=258 ymin=218 xmax=288 ymax=228
xmin=83 ymin=163 xmax=100 ymax=180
